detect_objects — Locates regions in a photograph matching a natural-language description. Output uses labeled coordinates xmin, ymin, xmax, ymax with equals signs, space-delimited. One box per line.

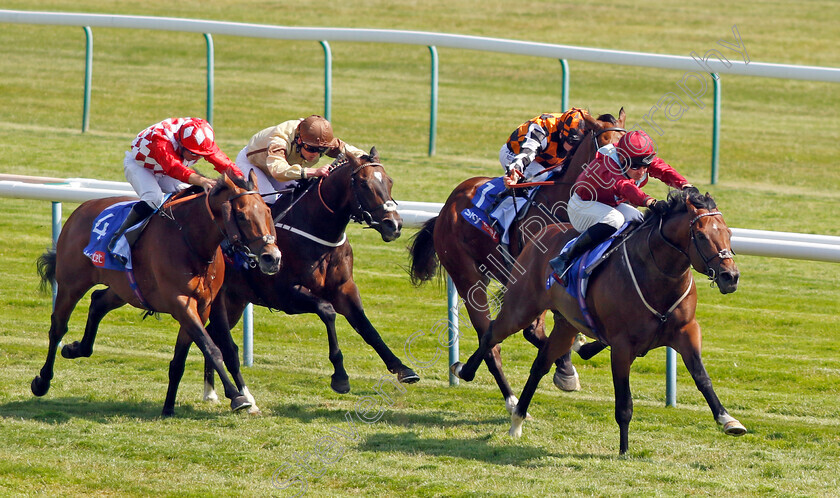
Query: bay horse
xmin=202 ymin=148 xmax=418 ymax=411
xmin=408 ymin=109 xmax=625 ymax=414
xmin=451 ymin=188 xmax=745 ymax=454
xmin=32 ymin=170 xmax=282 ymax=416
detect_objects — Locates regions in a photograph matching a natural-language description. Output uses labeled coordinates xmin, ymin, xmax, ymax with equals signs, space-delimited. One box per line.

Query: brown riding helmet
xmin=298 ymin=115 xmax=340 ymax=149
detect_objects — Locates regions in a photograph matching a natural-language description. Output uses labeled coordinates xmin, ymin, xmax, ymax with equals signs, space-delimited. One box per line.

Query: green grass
xmin=1 ymin=1 xmax=839 ymax=496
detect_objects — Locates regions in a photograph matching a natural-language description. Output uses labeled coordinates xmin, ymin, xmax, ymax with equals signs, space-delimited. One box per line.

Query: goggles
xmin=565 ymin=131 xmax=584 ymax=146
xmin=301 ymin=142 xmax=329 ymax=154
xmin=628 ymin=154 xmax=655 ymax=170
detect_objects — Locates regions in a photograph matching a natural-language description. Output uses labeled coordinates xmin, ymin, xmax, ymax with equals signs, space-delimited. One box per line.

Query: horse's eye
xmin=696 ymin=232 xmax=707 ymax=241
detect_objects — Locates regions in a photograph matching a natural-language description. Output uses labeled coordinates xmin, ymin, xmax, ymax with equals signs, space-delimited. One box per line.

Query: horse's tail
xmin=36 ymin=248 xmax=57 ymax=293
xmin=408 ymin=216 xmax=440 ymax=286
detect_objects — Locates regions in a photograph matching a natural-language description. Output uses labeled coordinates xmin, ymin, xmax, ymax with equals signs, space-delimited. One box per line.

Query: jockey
xmin=549 ymin=130 xmax=695 ymax=283
xmin=501 ymin=108 xmax=591 ymax=188
xmin=107 ymin=117 xmax=242 ymax=256
xmin=235 ymin=115 xmax=366 ymax=204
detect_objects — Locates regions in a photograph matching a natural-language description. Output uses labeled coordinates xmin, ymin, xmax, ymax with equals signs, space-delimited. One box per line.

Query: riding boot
xmin=549 ymin=222 xmax=616 ymax=284
xmin=106 ymin=201 xmax=155 ymax=259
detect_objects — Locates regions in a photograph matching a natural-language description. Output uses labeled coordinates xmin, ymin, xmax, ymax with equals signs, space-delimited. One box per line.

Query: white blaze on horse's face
xmin=383 ymin=200 xmax=397 ymax=212
xmin=374 ymin=171 xmax=383 ymax=182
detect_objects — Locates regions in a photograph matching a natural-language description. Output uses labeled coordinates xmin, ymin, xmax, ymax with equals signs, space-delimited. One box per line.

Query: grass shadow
xmin=270 ymin=401 xmax=509 ymax=427
xmin=358 ymin=431 xmax=618 ymax=465
xmin=0 ymin=396 xmax=237 ymax=423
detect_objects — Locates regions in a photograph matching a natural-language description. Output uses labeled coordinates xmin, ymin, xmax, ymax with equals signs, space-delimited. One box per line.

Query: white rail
xmin=2 ymin=10 xmax=839 ymax=83
xmin=2 ymin=177 xmax=838 ymax=263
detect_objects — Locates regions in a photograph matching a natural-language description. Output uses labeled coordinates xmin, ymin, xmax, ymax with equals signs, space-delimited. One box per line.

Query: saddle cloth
xmin=83 ymin=200 xmax=148 ymax=271
xmin=461 ymin=176 xmax=533 ymax=245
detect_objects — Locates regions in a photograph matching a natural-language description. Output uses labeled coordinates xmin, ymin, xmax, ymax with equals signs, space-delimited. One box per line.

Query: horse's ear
xmin=617 ymin=107 xmax=626 ymax=127
xmin=369 ymin=146 xmax=379 ymax=162
xmin=222 ymin=170 xmax=237 ymax=191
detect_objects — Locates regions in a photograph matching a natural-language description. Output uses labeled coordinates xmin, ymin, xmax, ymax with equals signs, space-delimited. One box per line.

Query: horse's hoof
xmin=247 ymin=405 xmax=262 ymax=416
xmin=60 ymin=343 xmax=75 ymax=359
xmin=509 ymin=414 xmax=526 ymax=438
xmin=553 ymin=369 xmax=581 ymax=392
xmin=723 ymin=420 xmax=746 ymax=436
xmin=31 ymin=376 xmax=49 ymax=397
xmin=397 ymin=368 xmax=420 ymax=384
xmin=331 ymin=376 xmax=351 ymax=394
xmin=230 ymin=395 xmax=252 ymax=412
xmin=161 ymin=408 xmax=175 ymax=418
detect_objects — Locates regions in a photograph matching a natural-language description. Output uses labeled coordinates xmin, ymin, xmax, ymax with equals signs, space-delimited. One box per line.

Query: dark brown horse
xmin=33 ymin=170 xmax=282 ymax=416
xmin=408 ymin=109 xmax=625 ymax=414
xmin=202 ymin=149 xmax=418 ymax=412
xmin=451 ymin=189 xmax=745 ymax=454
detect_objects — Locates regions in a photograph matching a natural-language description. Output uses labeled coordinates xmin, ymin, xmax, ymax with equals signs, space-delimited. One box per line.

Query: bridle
xmin=317 ymin=157 xmax=398 ymax=230
xmin=162 ymin=186 xmax=276 ymax=268
xmin=651 ymin=209 xmax=735 ymax=283
xmin=220 ymin=189 xmax=277 ymax=268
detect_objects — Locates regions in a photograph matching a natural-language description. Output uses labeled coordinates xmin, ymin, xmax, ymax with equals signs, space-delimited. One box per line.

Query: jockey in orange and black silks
xmin=500 ymin=108 xmax=590 ymax=186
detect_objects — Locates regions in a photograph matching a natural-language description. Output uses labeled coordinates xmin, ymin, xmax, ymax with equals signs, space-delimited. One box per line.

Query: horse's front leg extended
xmin=204 ymin=294 xmax=260 ymax=414
xmin=332 ymin=281 xmax=419 ymax=384
xmin=283 ymin=285 xmax=351 ymax=394
xmin=675 ymin=321 xmax=746 ymax=436
xmin=170 ymin=302 xmax=250 ymax=414
xmin=510 ymin=317 xmax=578 ymax=435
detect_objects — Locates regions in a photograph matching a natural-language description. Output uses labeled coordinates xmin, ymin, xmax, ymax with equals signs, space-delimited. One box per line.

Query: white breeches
xmin=235 ymin=147 xmax=294 ymax=205
xmin=567 ymin=193 xmax=644 ymax=232
xmin=123 ymin=151 xmax=189 ymax=208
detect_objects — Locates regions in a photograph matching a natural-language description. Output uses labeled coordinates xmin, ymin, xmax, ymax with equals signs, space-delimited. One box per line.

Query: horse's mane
xmin=642 ymin=187 xmax=716 ymax=223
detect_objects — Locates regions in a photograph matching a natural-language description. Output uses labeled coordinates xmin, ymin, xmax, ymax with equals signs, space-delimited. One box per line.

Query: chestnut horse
xmin=202 ymin=149 xmax=418 ymax=412
xmin=408 ymin=109 xmax=625 ymax=413
xmin=33 ymin=171 xmax=281 ymax=416
xmin=451 ymin=189 xmax=745 ymax=454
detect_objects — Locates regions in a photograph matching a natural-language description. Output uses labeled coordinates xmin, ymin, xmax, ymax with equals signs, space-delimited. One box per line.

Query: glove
xmin=682 ymin=183 xmax=699 ymax=195
xmin=649 ymin=199 xmax=669 ymax=216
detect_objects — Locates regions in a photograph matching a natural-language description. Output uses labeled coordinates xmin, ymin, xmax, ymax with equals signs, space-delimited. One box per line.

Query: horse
xmin=408 ymin=109 xmax=626 ymax=414
xmin=201 ymin=148 xmax=419 ymax=411
xmin=451 ymin=188 xmax=745 ymax=454
xmin=32 ymin=170 xmax=282 ymax=416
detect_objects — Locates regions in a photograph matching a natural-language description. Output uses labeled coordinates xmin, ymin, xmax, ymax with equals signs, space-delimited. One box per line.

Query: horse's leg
xmin=331 ymin=280 xmax=419 ymax=384
xmin=610 ymin=343 xmax=635 ymax=455
xmin=577 ymin=340 xmax=608 ymax=360
xmin=286 ymin=286 xmax=350 ymax=393
xmin=61 ymin=288 xmax=126 ymax=359
xmin=520 ymin=312 xmax=581 ymax=392
xmin=449 ymin=273 xmax=522 ymax=412
xmin=204 ymin=293 xmax=262 ymax=414
xmin=510 ymin=315 xmax=579 ymax=436
xmin=170 ymin=303 xmax=250 ymax=414
xmin=674 ymin=321 xmax=746 ymax=436
xmin=162 ymin=329 xmax=192 ymax=417
xmin=452 ymin=281 xmax=544 ymax=383
xmin=31 ymin=281 xmax=90 ymax=397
